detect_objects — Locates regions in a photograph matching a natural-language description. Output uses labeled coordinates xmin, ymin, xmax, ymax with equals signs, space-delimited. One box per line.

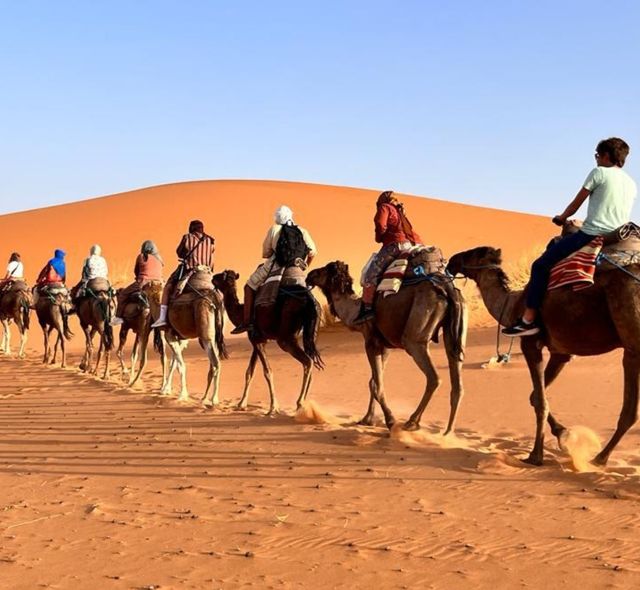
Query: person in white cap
xmin=231 ymin=205 xmax=317 ymax=334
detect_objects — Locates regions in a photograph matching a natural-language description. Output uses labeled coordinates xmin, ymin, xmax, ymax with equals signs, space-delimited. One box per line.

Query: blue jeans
xmin=526 ymin=230 xmax=596 ymax=310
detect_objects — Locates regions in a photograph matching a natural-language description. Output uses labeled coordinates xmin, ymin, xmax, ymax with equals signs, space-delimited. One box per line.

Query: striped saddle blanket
xmin=547 ymin=236 xmax=603 ymax=291
xmin=377 ymin=246 xmax=446 ymax=296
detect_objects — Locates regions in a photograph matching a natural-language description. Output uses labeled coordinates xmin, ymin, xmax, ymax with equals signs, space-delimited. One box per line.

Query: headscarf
xmin=141 ymin=240 xmax=164 ymax=264
xmin=376 ymin=190 xmax=399 ymax=207
xmin=274 ymin=205 xmax=294 ymax=226
xmin=189 ymin=220 xmax=204 ymax=234
xmin=90 ymin=244 xmax=102 ymax=256
xmin=9 ymin=252 xmax=20 ymax=263
xmin=50 ymin=249 xmax=66 ymax=278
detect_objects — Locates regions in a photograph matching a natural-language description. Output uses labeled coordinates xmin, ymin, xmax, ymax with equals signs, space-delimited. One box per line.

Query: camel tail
xmin=98 ymin=296 xmax=114 ymax=350
xmin=444 ymin=283 xmax=466 ymax=362
xmin=303 ymin=293 xmax=325 ymax=370
xmin=62 ymin=308 xmax=74 ymax=340
xmin=153 ymin=327 xmax=163 ymax=354
xmin=20 ymin=296 xmax=30 ymax=331
xmin=215 ymin=304 xmax=229 ymax=360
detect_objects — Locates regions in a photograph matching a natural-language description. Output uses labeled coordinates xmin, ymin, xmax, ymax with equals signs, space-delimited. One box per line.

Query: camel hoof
xmin=522 ymin=454 xmax=544 ymax=466
xmin=266 ymin=408 xmax=280 ymax=417
xmin=591 ymin=454 xmax=608 ymax=467
xmin=178 ymin=395 xmax=190 ymax=403
xmin=357 ymin=416 xmax=375 ymax=427
xmin=236 ymin=404 xmax=249 ymax=411
xmin=402 ymin=420 xmax=419 ymax=432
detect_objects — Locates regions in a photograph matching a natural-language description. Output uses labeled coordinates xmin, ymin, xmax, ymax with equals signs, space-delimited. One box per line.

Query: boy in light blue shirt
xmin=504 ymin=137 xmax=637 ymax=337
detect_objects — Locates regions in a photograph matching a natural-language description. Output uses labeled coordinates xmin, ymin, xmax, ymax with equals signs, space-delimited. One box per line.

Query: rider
xmin=231 ymin=205 xmax=316 ymax=334
xmin=72 ymin=244 xmax=110 ymax=300
xmin=151 ymin=220 xmax=215 ymax=328
xmin=353 ymin=190 xmax=424 ymax=324
xmin=111 ymin=240 xmax=164 ymax=326
xmin=33 ymin=249 xmax=67 ymax=306
xmin=0 ymin=253 xmax=24 ymax=292
xmin=503 ymin=137 xmax=637 ymax=337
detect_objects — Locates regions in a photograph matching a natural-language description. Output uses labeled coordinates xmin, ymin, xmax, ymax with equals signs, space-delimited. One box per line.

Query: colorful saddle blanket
xmin=547 ymin=237 xmax=603 ymax=291
xmin=377 ymin=246 xmax=447 ymax=296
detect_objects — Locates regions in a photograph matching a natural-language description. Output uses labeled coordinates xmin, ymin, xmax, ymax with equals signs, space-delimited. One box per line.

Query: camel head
xmin=307 ymin=261 xmax=355 ymax=296
xmin=212 ymin=270 xmax=240 ymax=294
xmin=446 ymin=247 xmax=503 ymax=279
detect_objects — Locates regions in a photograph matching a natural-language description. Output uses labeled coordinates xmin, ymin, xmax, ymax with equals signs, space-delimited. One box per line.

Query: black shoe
xmin=231 ymin=323 xmax=252 ymax=335
xmin=502 ymin=318 xmax=540 ymax=337
xmin=352 ymin=306 xmax=374 ymax=325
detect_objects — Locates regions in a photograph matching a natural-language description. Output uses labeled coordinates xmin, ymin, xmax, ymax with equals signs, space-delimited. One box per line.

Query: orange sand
xmin=1 ymin=181 xmax=639 ymax=589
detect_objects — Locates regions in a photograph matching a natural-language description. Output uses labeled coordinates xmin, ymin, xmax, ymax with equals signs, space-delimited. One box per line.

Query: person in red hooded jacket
xmin=353 ymin=191 xmax=424 ymax=324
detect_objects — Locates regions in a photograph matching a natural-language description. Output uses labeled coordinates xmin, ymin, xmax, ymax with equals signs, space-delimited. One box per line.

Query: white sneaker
xmin=110 ymin=317 xmax=124 ymax=326
xmin=151 ymin=305 xmax=168 ymax=328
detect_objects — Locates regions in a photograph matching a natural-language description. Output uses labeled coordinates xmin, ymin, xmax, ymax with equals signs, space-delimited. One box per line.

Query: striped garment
xmin=547 ymin=236 xmax=603 ymax=291
xmin=179 ymin=232 xmax=214 ymax=271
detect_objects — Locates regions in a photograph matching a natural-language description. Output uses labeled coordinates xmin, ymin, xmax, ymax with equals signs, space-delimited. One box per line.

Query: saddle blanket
xmin=548 ymin=236 xmax=603 ymax=291
xmin=376 ymin=246 xmax=446 ymax=297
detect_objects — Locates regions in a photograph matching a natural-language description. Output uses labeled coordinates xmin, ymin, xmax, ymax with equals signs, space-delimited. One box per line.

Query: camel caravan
xmin=1 ymin=137 xmax=639 ymax=468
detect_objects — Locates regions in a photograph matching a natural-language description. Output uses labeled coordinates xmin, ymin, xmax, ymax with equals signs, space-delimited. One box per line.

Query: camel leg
xmin=257 ymin=343 xmax=278 ymax=415
xmin=441 ymin=328 xmax=465 ymax=436
xmin=277 ymin=337 xmax=312 ymax=411
xmin=403 ymin=342 xmax=441 ymax=431
xmin=593 ymin=349 xmax=640 ymax=466
xmin=130 ymin=327 xmax=150 ymax=387
xmin=1 ymin=320 xmax=10 ymax=355
xmin=169 ymin=340 xmax=189 ymax=401
xmin=117 ymin=327 xmax=129 ymax=382
xmin=521 ymin=337 xmax=548 ymax=466
xmin=158 ymin=331 xmax=168 ymax=391
xmin=102 ymin=342 xmax=111 ymax=380
xmin=18 ymin=327 xmax=27 ymax=359
xmin=528 ymin=353 xmax=572 ymax=442
xmin=161 ymin=335 xmax=178 ymax=395
xmin=93 ymin=333 xmax=104 ymax=376
xmin=237 ymin=348 xmax=259 ymax=410
xmin=365 ymin=342 xmax=395 ymax=429
xmin=359 ymin=348 xmax=390 ymax=426
xmin=201 ymin=340 xmax=221 ymax=407
xmin=59 ymin=331 xmax=66 ymax=368
xmin=43 ymin=325 xmax=52 ymax=365
xmin=79 ymin=326 xmax=92 ymax=372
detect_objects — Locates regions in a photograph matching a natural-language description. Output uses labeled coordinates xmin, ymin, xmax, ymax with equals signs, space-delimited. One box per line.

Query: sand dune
xmin=0 ymin=180 xmax=554 ymax=290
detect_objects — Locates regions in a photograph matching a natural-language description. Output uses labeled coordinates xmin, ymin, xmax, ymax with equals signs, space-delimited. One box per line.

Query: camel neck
xmin=221 ymin=286 xmax=243 ymax=326
xmin=474 ymin=268 xmax=524 ymax=326
xmin=325 ymin=288 xmax=362 ymax=327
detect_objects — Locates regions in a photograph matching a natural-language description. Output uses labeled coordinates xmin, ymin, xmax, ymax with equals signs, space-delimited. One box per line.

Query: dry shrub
xmin=109 ymin=258 xmax=135 ymax=289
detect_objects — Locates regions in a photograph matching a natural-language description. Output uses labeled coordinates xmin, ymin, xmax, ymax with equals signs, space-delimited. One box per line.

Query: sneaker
xmin=150 ymin=317 xmax=167 ymax=329
xmin=352 ymin=306 xmax=374 ymax=325
xmin=231 ymin=323 xmax=252 ymax=335
xmin=502 ymin=318 xmax=540 ymax=337
xmin=110 ymin=317 xmax=124 ymax=326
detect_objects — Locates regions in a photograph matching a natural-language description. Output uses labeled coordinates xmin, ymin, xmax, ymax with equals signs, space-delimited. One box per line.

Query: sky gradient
xmin=0 ymin=0 xmax=638 ymax=217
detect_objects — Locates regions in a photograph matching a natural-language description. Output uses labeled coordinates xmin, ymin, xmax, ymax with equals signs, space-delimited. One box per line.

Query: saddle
xmin=255 ymin=265 xmax=307 ymax=308
xmin=598 ymin=222 xmax=640 ymax=270
xmin=174 ymin=268 xmax=214 ymax=299
xmin=0 ymin=280 xmax=29 ymax=295
xmin=377 ymin=246 xmax=447 ymax=296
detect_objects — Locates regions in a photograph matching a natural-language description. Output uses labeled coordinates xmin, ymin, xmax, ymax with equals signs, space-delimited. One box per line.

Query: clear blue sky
xmin=0 ymin=0 xmax=638 ymax=216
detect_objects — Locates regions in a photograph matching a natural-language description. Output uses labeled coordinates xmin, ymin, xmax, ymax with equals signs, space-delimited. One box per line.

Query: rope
xmin=495 ymin=295 xmax=514 ymax=363
xmin=597 ymin=253 xmax=640 ymax=283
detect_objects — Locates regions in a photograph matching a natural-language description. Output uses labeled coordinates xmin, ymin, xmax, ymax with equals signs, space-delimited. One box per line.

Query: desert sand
xmin=1 ymin=181 xmax=639 ymax=589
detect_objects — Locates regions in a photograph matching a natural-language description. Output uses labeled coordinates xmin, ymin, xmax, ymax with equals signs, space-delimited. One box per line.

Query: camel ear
xmin=234 ymin=272 xmax=240 ymax=280
xmin=495 ymin=248 xmax=502 ymax=259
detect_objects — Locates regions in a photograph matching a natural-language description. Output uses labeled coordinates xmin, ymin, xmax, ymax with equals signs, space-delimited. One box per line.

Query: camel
xmin=306 ymin=261 xmax=466 ymax=432
xmin=115 ymin=282 xmax=167 ymax=387
xmin=447 ymin=245 xmax=640 ymax=466
xmin=0 ymin=282 xmax=31 ymax=358
xmin=212 ymin=270 xmax=324 ymax=414
xmin=75 ymin=290 xmax=116 ymax=379
xmin=160 ymin=276 xmax=227 ymax=406
xmin=34 ymin=289 xmax=73 ymax=368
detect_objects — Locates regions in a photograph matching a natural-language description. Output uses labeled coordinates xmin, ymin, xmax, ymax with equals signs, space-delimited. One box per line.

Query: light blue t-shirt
xmin=581 ymin=166 xmax=637 ymax=236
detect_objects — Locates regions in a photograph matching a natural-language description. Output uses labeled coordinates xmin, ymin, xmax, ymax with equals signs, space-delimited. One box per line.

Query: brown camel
xmin=212 ymin=270 xmax=324 ymax=414
xmin=115 ymin=282 xmax=167 ymax=387
xmin=160 ymin=279 xmax=227 ymax=406
xmin=306 ymin=261 xmax=466 ymax=432
xmin=447 ymin=245 xmax=640 ymax=466
xmin=34 ymin=289 xmax=73 ymax=368
xmin=0 ymin=282 xmax=31 ymax=358
xmin=75 ymin=291 xmax=115 ymax=379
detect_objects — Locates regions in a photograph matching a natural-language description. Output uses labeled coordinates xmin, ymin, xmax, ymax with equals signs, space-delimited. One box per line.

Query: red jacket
xmin=374 ymin=203 xmax=423 ymax=246
xmin=134 ymin=254 xmax=163 ymax=282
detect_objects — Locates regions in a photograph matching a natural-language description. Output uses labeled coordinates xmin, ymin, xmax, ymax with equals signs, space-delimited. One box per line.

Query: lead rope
xmin=495 ymin=295 xmax=513 ymax=363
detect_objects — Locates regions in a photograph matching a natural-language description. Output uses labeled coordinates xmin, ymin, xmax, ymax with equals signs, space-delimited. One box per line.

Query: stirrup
xmin=352 ymin=307 xmax=374 ymax=325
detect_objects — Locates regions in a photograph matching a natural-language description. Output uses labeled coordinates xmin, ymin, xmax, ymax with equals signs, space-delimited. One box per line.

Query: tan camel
xmin=35 ymin=290 xmax=73 ymax=368
xmin=160 ymin=279 xmax=227 ymax=406
xmin=447 ymin=245 xmax=640 ymax=466
xmin=0 ymin=282 xmax=31 ymax=358
xmin=75 ymin=291 xmax=115 ymax=379
xmin=115 ymin=282 xmax=167 ymax=387
xmin=212 ymin=270 xmax=324 ymax=415
xmin=307 ymin=261 xmax=467 ymax=432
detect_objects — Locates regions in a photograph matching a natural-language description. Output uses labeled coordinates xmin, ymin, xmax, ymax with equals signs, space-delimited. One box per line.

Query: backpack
xmin=274 ymin=224 xmax=310 ymax=267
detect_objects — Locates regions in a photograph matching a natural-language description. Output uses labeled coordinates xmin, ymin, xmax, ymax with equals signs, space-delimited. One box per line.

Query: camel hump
xmin=86 ymin=278 xmax=112 ymax=293
xmin=2 ymin=280 xmax=29 ymax=293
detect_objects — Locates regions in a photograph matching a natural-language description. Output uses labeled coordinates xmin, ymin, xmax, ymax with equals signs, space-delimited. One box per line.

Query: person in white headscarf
xmin=231 ymin=205 xmax=317 ymax=334
xmin=82 ymin=244 xmax=109 ymax=281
